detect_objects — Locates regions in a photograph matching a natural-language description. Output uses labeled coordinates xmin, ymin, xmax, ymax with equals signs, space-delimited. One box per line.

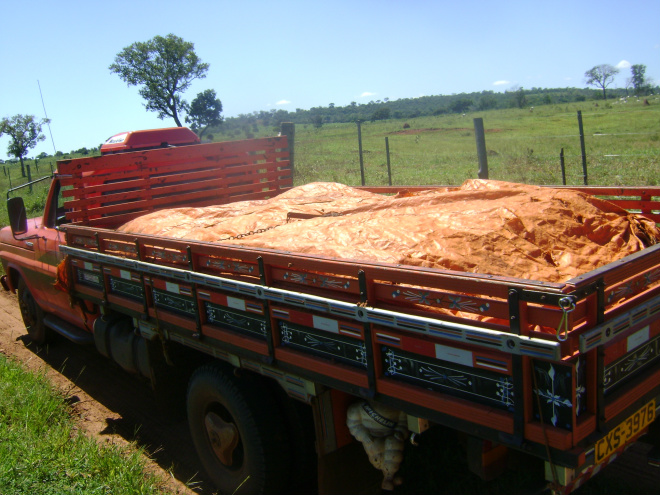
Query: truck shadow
xmin=19 ymin=334 xmax=217 ymax=495
xmin=18 ymin=332 xmax=660 ymax=495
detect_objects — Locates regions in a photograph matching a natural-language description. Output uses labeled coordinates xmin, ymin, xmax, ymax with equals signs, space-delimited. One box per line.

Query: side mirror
xmin=7 ymin=197 xmax=28 ymax=236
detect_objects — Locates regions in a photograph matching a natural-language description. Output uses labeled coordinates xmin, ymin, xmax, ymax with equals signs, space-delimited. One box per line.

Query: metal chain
xmin=217 ymin=226 xmax=276 ymax=242
xmin=216 ymin=211 xmax=344 ymax=242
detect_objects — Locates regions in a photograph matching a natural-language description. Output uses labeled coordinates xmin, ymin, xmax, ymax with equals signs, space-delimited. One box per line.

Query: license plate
xmin=595 ymin=399 xmax=656 ymax=465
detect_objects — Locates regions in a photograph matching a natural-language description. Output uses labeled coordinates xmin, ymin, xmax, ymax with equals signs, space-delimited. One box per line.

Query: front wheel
xmin=187 ymin=364 xmax=291 ymax=495
xmin=17 ymin=278 xmax=52 ymax=345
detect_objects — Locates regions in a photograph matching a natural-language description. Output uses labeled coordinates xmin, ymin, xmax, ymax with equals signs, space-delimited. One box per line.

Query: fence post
xmin=473 ymin=118 xmax=489 ymax=179
xmin=357 ymin=121 xmax=365 ymax=186
xmin=560 ymin=148 xmax=566 ymax=185
xmin=280 ymin=122 xmax=295 ymax=177
xmin=27 ymin=165 xmax=32 ymax=192
xmin=385 ymin=137 xmax=392 ymax=186
xmin=577 ymin=111 xmax=588 ymax=185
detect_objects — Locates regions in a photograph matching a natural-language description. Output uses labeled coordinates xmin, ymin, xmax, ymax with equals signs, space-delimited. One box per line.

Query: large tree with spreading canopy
xmin=584 ymin=64 xmax=619 ymax=100
xmin=0 ymin=114 xmax=50 ymax=177
xmin=110 ymin=34 xmax=209 ymax=126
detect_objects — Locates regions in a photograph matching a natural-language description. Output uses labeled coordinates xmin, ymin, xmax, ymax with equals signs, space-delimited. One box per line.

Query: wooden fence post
xmin=385 ymin=137 xmax=392 ymax=186
xmin=357 ymin=121 xmax=365 ymax=186
xmin=280 ymin=122 xmax=295 ymax=177
xmin=474 ymin=118 xmax=489 ymax=179
xmin=577 ymin=111 xmax=588 ymax=185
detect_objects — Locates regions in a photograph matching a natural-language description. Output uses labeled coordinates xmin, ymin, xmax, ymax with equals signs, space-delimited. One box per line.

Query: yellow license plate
xmin=595 ymin=399 xmax=656 ymax=465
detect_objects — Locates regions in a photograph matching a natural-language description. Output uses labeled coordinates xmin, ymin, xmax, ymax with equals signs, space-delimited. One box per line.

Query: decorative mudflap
xmin=532 ymin=356 xmax=586 ymax=431
xmin=204 ymin=302 xmax=268 ymax=340
xmin=72 ymin=260 xmax=103 ymax=289
xmin=604 ymin=331 xmax=660 ymax=396
xmin=151 ymin=280 xmax=197 ymax=317
xmin=105 ymin=268 xmax=144 ymax=302
xmin=198 ymin=254 xmax=257 ymax=277
xmin=382 ymin=346 xmax=515 ymax=412
xmin=273 ymin=306 xmax=366 ymax=368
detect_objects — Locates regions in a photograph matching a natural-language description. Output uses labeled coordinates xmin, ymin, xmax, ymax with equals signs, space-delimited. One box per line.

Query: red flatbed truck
xmin=1 ymin=127 xmax=660 ymax=494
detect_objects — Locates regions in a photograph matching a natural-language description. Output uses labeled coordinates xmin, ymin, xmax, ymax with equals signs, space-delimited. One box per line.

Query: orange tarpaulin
xmin=119 ymin=180 xmax=660 ymax=283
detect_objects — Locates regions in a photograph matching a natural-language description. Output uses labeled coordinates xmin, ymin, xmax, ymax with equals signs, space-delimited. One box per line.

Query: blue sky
xmin=1 ymin=0 xmax=658 ymax=161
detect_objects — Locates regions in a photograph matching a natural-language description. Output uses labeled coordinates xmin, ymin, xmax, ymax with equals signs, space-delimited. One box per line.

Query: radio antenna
xmin=37 ymin=80 xmax=57 ymax=154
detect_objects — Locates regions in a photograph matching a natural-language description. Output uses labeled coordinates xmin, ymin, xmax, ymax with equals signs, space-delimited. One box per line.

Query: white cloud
xmin=360 ymin=92 xmax=376 ymax=97
xmin=493 ymin=80 xmax=510 ymax=86
xmin=276 ymin=100 xmax=291 ymax=105
xmin=616 ymin=60 xmax=631 ymax=69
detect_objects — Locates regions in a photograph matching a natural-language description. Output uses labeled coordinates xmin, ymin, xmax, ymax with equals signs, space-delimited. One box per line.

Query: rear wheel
xmin=17 ymin=278 xmax=52 ymax=345
xmin=187 ymin=363 xmax=291 ymax=495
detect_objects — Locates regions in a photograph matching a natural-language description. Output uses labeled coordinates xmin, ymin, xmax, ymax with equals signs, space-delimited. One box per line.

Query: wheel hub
xmin=205 ymin=412 xmax=239 ymax=466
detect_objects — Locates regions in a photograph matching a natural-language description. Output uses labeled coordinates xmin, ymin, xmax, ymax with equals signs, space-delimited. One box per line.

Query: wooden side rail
xmin=57 ymin=136 xmax=291 ymax=228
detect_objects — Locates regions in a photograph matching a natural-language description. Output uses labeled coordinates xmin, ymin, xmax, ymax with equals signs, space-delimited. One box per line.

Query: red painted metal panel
xmin=377 ymin=378 xmax=514 ymax=434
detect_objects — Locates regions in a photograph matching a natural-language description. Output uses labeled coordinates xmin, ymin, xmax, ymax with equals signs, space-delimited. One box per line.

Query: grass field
xmin=0 ymin=353 xmax=168 ymax=494
xmin=289 ymin=98 xmax=660 ymax=187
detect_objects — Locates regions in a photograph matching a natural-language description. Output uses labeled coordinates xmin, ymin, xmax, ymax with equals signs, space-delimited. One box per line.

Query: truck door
xmin=33 ymin=177 xmax=90 ymax=329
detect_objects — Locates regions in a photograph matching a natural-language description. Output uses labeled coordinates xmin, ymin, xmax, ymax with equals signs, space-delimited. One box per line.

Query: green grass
xmin=2 ymin=97 xmax=659 ymax=228
xmin=0 ymin=353 xmax=168 ymax=495
xmin=287 ymin=98 xmax=660 ymax=187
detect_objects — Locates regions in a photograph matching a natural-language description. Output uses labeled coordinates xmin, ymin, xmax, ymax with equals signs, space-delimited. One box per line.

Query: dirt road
xmin=0 ymin=287 xmax=659 ymax=495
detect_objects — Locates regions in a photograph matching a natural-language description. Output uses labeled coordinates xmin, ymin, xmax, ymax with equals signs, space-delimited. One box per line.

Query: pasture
xmin=1 ymin=97 xmax=659 ymax=229
xmin=289 ymin=97 xmax=660 ymax=188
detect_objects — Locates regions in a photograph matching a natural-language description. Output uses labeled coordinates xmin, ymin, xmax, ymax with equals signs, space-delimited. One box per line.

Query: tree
xmin=507 ymin=86 xmax=527 ymax=109
xmin=449 ymin=98 xmax=473 ymax=114
xmin=109 ymin=34 xmax=209 ymax=127
xmin=370 ymin=107 xmax=391 ymax=121
xmin=186 ymin=89 xmax=223 ymax=139
xmin=515 ymin=87 xmax=527 ymax=108
xmin=478 ymin=93 xmax=498 ymax=111
xmin=584 ymin=64 xmax=619 ymax=100
xmin=311 ymin=115 xmax=324 ymax=129
xmin=0 ymin=114 xmax=50 ymax=177
xmin=630 ymin=64 xmax=649 ymax=95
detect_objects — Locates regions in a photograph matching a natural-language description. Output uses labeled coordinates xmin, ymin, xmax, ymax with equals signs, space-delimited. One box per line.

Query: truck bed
xmin=56 ymin=137 xmax=660 ymax=469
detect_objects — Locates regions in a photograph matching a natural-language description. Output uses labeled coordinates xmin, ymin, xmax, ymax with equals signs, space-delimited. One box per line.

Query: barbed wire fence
xmin=293 ymin=108 xmax=659 ymax=188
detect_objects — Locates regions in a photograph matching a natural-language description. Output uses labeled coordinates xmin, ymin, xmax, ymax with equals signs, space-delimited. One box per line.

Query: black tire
xmin=187 ymin=363 xmax=291 ymax=495
xmin=17 ymin=278 xmax=52 ymax=345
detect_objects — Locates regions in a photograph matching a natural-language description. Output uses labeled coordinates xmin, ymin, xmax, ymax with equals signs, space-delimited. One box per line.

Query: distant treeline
xmin=7 ymin=86 xmax=655 ymax=163
xmin=214 ymin=86 xmax=657 ymax=139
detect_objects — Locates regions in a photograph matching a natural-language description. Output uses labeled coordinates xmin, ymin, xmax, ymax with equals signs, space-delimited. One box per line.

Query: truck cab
xmin=1 ymin=127 xmax=203 ymax=344
xmin=1 ymin=175 xmax=82 ymax=341
xmin=100 ymin=127 xmax=200 ymax=155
